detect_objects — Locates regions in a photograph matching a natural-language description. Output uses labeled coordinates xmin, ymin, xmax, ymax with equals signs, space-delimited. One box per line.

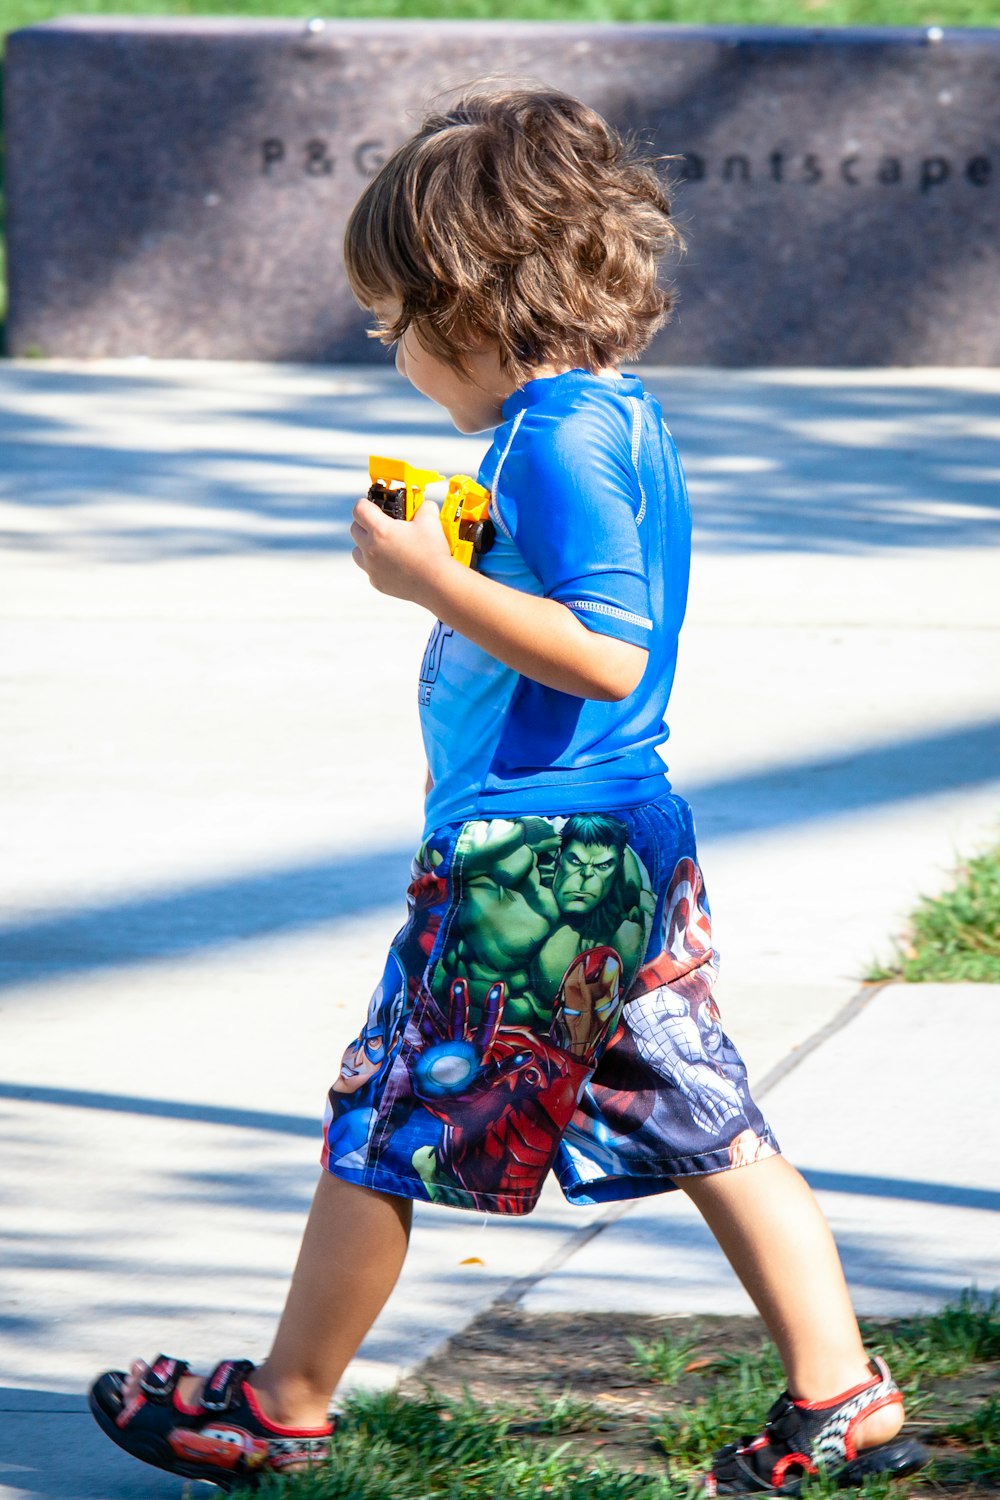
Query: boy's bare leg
xmin=678 ymin=1155 xmax=904 ymax=1449
xmin=123 ymin=1173 xmax=411 ymax=1427
xmin=251 ymin=1172 xmax=412 ymax=1424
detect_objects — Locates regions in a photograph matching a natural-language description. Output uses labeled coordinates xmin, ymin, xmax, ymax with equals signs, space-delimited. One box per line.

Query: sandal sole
xmin=839 ymin=1436 xmax=929 ymax=1486
xmin=88 ymin=1376 xmax=254 ymax=1493
xmin=709 ymin=1436 xmax=929 ymax=1496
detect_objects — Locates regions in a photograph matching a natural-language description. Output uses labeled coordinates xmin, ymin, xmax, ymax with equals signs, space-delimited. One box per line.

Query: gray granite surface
xmin=5 ymin=20 xmax=1000 ymax=363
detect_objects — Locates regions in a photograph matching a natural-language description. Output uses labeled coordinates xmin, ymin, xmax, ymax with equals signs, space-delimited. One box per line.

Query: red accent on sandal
xmin=240 ymin=1380 xmax=333 ymax=1438
xmin=772 ymin=1451 xmax=818 ymax=1484
xmin=116 ymin=1390 xmax=146 ymax=1429
xmin=791 ymin=1357 xmax=888 ymax=1412
xmin=842 ymin=1390 xmax=904 ymax=1462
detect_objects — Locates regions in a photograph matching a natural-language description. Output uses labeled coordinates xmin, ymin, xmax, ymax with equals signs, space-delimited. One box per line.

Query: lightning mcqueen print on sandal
xmin=704 ymin=1357 xmax=927 ymax=1496
xmin=88 ymin=1354 xmax=333 ymax=1491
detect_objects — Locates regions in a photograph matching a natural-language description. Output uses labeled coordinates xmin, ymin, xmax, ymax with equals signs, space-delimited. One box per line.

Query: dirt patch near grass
xmin=403 ymin=1305 xmax=1000 ymax=1494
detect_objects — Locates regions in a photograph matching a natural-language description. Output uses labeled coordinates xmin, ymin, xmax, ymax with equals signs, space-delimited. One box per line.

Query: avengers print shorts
xmin=321 ymin=794 xmax=778 ymax=1215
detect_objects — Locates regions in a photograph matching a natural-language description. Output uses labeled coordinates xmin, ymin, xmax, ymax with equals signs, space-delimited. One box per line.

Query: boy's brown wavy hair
xmin=344 ymin=83 xmax=682 ymax=384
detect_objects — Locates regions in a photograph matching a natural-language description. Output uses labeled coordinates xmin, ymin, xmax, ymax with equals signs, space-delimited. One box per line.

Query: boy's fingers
xmin=411 ymin=500 xmax=441 ymax=530
xmin=352 ymin=495 xmax=386 ymax=531
xmin=350 ymin=496 xmax=389 ymax=549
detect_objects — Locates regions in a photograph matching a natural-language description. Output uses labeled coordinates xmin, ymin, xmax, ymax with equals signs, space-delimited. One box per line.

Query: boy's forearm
xmin=415 ymin=561 xmax=647 ymax=701
xmin=349 ymin=497 xmax=646 ymax=699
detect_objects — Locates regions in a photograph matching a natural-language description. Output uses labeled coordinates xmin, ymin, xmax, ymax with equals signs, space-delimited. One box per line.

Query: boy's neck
xmin=525 ymin=362 xmax=621 ymax=382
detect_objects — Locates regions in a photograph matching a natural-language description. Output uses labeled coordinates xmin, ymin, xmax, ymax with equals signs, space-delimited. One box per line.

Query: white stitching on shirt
xmin=565 ymin=599 xmax=653 ymax=631
xmin=627 ymin=396 xmax=648 ymax=526
xmin=488 ymin=407 xmax=524 ymax=542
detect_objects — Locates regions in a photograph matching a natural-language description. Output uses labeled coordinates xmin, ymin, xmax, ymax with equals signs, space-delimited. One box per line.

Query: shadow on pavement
xmin=1 ymin=715 xmax=997 ymax=996
xmin=0 ymin=1082 xmax=316 ymax=1137
xmin=0 ymin=1388 xmax=194 ymax=1498
xmin=0 ymin=845 xmax=413 ymax=993
xmin=2 ymin=1078 xmax=998 ymax=1216
xmin=800 ymin=1169 xmax=1000 ymax=1215
xmin=1 ymin=369 xmax=998 ymax=557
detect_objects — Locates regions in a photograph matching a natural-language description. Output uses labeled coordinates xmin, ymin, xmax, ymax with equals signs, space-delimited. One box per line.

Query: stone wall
xmin=5 ymin=19 xmax=999 ymax=363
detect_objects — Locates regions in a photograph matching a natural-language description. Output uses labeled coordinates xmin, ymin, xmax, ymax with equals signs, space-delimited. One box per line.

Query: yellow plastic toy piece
xmin=367 ymin=456 xmax=495 ymax=568
xmin=440 ymin=474 xmax=494 ymax=568
xmin=367 ymin=456 xmax=444 ymax=520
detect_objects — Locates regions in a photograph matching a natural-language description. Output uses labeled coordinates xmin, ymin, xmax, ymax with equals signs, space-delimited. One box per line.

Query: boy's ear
xmin=449 ymin=314 xmax=496 ymax=357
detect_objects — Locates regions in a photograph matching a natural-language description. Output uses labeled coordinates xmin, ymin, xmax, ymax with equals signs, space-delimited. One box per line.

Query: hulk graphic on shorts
xmin=431 ymin=813 xmax=655 ymax=1030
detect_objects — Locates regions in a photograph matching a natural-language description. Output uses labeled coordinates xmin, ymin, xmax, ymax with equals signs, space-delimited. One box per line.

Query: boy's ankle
xmin=245 ymin=1367 xmax=332 ymax=1431
xmin=790 ymin=1360 xmax=907 ymax=1453
xmin=852 ymin=1399 xmax=905 ymax=1450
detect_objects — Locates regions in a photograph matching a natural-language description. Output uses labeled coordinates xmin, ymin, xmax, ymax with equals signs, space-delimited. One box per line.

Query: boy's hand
xmin=351 ymin=495 xmax=453 ymax=605
xmin=353 ymin=493 xmax=647 ymax=700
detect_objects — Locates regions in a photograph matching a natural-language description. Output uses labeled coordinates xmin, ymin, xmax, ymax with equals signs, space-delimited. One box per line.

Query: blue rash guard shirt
xmin=418 ymin=369 xmax=691 ymax=834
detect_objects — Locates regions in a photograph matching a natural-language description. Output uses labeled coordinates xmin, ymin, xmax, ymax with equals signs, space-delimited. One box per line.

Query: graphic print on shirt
xmin=418 ymin=622 xmax=454 ymax=706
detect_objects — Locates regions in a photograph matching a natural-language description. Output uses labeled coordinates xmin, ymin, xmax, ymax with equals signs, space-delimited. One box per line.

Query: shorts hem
xmin=559 ymin=1136 xmax=782 ymax=1206
xmin=322 ymin=1157 xmax=542 ymax=1216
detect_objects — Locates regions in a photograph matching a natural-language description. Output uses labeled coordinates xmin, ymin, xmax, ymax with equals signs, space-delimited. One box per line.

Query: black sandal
xmin=88 ymin=1354 xmax=333 ymax=1492
xmin=704 ymin=1357 xmax=927 ymax=1496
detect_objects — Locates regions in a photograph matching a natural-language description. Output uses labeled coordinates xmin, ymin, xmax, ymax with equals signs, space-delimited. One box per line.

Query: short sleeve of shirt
xmin=491 ymin=395 xmax=653 ymax=650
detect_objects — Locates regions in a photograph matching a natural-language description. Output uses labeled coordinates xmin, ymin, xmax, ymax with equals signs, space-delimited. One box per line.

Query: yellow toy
xmin=367 ymin=456 xmax=495 ymax=569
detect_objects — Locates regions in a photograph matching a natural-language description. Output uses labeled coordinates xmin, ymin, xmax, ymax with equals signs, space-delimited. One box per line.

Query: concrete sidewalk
xmin=1 ymin=361 xmax=998 ymax=1499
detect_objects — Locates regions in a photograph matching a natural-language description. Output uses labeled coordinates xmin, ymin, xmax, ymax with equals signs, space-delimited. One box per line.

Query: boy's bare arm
xmin=352 ymin=497 xmax=647 ymax=702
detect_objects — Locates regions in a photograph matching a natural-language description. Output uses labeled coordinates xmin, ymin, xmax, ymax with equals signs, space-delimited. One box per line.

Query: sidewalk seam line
xmin=752 ymin=981 xmax=889 ymax=1100
xmin=489 ymin=981 xmax=888 ymax=1312
xmin=492 ymin=1197 xmax=637 ymax=1308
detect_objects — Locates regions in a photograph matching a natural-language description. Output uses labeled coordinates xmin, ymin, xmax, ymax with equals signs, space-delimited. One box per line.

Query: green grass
xmin=860 ymin=1289 xmax=1000 ymax=1395
xmin=246 ymin=1292 xmax=1000 ymax=1499
xmin=641 ymin=1293 xmax=1000 ymax=1473
xmin=235 ymin=1387 xmax=682 ymax=1499
xmin=648 ymin=1342 xmax=785 ymax=1468
xmin=2 ymin=0 xmax=1000 ymax=33
xmin=504 ymin=1388 xmax=612 ymax=1435
xmin=628 ymin=1326 xmax=703 ymax=1385
xmin=869 ymin=836 xmax=1000 ymax=983
xmin=944 ymin=1393 xmax=1000 ymax=1483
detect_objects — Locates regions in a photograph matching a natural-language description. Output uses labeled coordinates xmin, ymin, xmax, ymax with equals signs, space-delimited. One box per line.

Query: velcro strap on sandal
xmin=139 ymin=1355 xmax=189 ymax=1401
xmin=201 ymin=1358 xmax=256 ymax=1413
xmin=763 ymin=1394 xmax=801 ymax=1444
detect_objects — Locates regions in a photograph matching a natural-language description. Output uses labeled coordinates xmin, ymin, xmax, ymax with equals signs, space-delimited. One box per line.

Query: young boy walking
xmin=89 ymin=84 xmax=927 ymax=1496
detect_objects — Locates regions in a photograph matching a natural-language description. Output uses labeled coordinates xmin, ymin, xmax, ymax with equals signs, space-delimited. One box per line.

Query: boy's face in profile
xmin=373 ymin=300 xmax=515 ymax=434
